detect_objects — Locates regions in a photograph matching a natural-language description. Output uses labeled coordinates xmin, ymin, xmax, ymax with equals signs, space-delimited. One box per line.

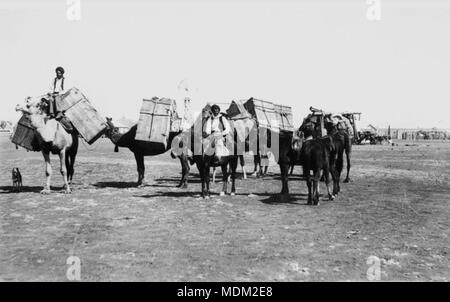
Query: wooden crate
xmin=135 ymin=97 xmax=176 ymax=150
xmin=226 ymin=100 xmax=252 ymax=120
xmin=59 ymin=88 xmax=107 ymax=145
xmin=56 ymin=87 xmax=85 ymax=112
xmin=10 ymin=115 xmax=41 ymax=151
xmin=244 ymin=98 xmax=280 ymax=132
xmin=273 ymin=104 xmax=294 ymax=132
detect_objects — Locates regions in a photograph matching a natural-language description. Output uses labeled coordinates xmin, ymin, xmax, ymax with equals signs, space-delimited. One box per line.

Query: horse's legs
xmin=336 ymin=152 xmax=343 ymax=194
xmin=59 ymin=151 xmax=71 ymax=193
xmin=230 ymin=157 xmax=238 ymax=195
xmin=329 ymin=158 xmax=339 ymax=196
xmin=178 ymin=154 xmax=190 ymax=188
xmin=343 ymin=143 xmax=352 ymax=183
xmin=305 ymin=169 xmax=312 ymax=205
xmin=280 ymin=163 xmax=289 ymax=195
xmin=289 ymin=165 xmax=294 ymax=176
xmin=196 ymin=161 xmax=206 ymax=198
xmin=204 ymin=162 xmax=211 ymax=198
xmin=220 ymin=163 xmax=228 ymax=196
xmin=323 ymin=166 xmax=334 ymax=201
xmin=41 ymin=151 xmax=52 ymax=194
xmin=313 ymin=169 xmax=321 ymax=205
xmin=134 ymin=153 xmax=145 ymax=186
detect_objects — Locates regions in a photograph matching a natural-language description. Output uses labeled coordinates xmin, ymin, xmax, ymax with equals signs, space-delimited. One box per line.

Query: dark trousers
xmin=45 ymin=94 xmax=60 ymax=117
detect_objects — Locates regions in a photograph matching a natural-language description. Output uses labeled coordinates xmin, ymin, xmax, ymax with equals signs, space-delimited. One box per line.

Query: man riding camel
xmin=40 ymin=66 xmax=73 ymax=132
xmin=45 ymin=66 xmax=68 ymax=119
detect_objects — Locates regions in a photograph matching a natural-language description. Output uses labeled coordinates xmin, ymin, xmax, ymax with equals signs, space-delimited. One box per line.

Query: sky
xmin=1 ymin=0 xmax=449 ymax=129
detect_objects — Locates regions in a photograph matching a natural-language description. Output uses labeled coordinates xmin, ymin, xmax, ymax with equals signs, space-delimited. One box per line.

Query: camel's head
xmin=16 ymin=96 xmax=56 ymax=144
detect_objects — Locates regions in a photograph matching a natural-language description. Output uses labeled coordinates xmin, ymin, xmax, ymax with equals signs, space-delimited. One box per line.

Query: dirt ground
xmin=0 ymin=135 xmax=449 ymax=281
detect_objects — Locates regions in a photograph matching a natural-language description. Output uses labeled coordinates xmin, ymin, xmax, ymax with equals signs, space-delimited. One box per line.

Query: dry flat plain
xmin=0 ymin=135 xmax=449 ymax=281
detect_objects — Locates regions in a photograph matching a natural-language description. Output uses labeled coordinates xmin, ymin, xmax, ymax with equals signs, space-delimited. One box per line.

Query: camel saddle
xmin=55 ymin=115 xmax=75 ymax=134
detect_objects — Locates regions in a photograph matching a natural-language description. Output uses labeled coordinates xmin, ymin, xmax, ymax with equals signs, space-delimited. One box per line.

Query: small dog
xmin=12 ymin=168 xmax=22 ymax=192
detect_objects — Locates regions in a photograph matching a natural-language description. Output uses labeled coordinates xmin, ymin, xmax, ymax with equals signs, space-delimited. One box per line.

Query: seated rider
xmin=45 ymin=66 xmax=68 ymax=119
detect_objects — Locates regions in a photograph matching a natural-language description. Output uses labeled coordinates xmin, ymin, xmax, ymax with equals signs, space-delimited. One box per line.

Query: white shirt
xmin=205 ymin=114 xmax=230 ymax=136
xmin=50 ymin=77 xmax=67 ymax=94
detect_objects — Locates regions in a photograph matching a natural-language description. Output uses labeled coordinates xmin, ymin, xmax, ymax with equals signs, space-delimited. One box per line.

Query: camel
xmin=105 ymin=118 xmax=183 ymax=186
xmin=15 ymin=99 xmax=78 ymax=194
xmin=172 ymin=104 xmax=275 ymax=197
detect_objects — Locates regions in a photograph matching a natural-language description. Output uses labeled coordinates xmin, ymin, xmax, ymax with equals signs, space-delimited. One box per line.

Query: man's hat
xmin=55 ymin=66 xmax=65 ymax=74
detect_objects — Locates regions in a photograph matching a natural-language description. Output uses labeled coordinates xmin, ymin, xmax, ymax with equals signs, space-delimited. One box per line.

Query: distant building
xmin=0 ymin=121 xmax=13 ymax=134
xmin=375 ymin=128 xmax=449 ymax=140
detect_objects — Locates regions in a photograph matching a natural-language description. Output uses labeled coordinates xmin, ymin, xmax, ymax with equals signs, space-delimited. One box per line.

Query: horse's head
xmin=323 ymin=114 xmax=338 ymax=134
xmin=291 ymin=130 xmax=304 ymax=152
xmin=105 ymin=117 xmax=119 ymax=137
xmin=299 ymin=114 xmax=320 ymax=138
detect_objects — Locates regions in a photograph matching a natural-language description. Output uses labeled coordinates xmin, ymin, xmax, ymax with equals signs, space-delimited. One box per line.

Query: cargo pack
xmin=57 ymin=87 xmax=107 ymax=144
xmin=135 ymin=97 xmax=180 ymax=152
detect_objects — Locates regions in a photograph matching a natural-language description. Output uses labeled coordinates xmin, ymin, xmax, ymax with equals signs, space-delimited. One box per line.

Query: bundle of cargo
xmin=273 ymin=104 xmax=294 ymax=132
xmin=10 ymin=115 xmax=41 ymax=151
xmin=135 ymin=97 xmax=181 ymax=153
xmin=226 ymin=100 xmax=252 ymax=120
xmin=243 ymin=98 xmax=280 ymax=132
xmin=56 ymin=87 xmax=107 ymax=144
xmin=235 ymin=97 xmax=295 ymax=134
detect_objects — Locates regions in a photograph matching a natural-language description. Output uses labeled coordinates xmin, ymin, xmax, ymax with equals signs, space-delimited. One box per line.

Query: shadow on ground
xmin=0 ymin=185 xmax=43 ymax=194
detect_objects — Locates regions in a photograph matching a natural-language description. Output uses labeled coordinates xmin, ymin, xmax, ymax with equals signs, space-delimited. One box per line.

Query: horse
xmin=15 ymin=98 xmax=78 ymax=194
xmin=300 ymin=136 xmax=336 ymax=205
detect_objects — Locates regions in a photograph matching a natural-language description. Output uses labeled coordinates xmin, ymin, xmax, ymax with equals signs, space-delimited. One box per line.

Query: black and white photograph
xmin=0 ymin=0 xmax=449 ymax=285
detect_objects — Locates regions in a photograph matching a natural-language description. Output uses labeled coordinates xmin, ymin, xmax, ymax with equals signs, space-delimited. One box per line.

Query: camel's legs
xmin=344 ymin=148 xmax=351 ymax=183
xmin=134 ymin=153 xmax=145 ymax=186
xmin=212 ymin=167 xmax=217 ymax=183
xmin=220 ymin=163 xmax=228 ymax=196
xmin=238 ymin=155 xmax=247 ymax=180
xmin=42 ymin=151 xmax=52 ymax=194
xmin=242 ymin=165 xmax=247 ymax=180
xmin=59 ymin=151 xmax=71 ymax=193
xmin=230 ymin=157 xmax=238 ymax=195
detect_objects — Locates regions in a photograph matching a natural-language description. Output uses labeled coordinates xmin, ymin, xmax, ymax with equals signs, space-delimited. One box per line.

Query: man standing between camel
xmin=203 ymin=104 xmax=231 ymax=157
xmin=204 ymin=104 xmax=231 ymax=138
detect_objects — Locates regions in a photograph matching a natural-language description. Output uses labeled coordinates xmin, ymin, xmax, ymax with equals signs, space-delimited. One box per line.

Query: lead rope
xmin=80 ymin=137 xmax=98 ymax=152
